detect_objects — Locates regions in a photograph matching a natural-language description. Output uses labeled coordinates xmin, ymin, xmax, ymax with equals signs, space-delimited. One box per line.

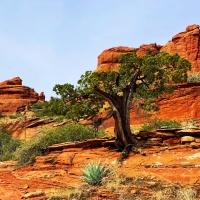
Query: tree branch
xmin=94 ymin=87 xmax=119 ymax=111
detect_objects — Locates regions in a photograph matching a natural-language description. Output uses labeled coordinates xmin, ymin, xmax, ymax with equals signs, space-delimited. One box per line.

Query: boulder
xmin=181 ymin=136 xmax=195 ymax=144
xmin=0 ymin=77 xmax=45 ymax=115
xmin=190 ymin=142 xmax=200 ymax=149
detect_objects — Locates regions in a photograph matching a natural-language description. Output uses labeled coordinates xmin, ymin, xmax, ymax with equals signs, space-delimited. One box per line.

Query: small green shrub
xmin=9 ymin=112 xmax=23 ymax=119
xmin=15 ymin=123 xmax=107 ymax=166
xmin=30 ymin=102 xmax=55 ymax=117
xmin=15 ymin=138 xmax=48 ymax=165
xmin=80 ymin=160 xmax=108 ymax=185
xmin=0 ymin=125 xmax=21 ymax=161
xmin=30 ymin=99 xmax=68 ymax=118
xmin=141 ymin=118 xmax=181 ymax=131
xmin=187 ymin=73 xmax=200 ymax=82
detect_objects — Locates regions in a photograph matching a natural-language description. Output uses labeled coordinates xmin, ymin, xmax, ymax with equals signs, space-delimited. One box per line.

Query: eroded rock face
xmin=1 ymin=136 xmax=200 ymax=199
xmin=103 ymin=82 xmax=200 ymax=129
xmin=96 ymin=44 xmax=162 ymax=72
xmin=97 ymin=25 xmax=200 ymax=73
xmin=161 ymin=24 xmax=200 ymax=73
xmin=96 ymin=46 xmax=136 ymax=72
xmin=0 ymin=77 xmax=45 ymax=115
xmin=96 ymin=25 xmax=200 ymax=128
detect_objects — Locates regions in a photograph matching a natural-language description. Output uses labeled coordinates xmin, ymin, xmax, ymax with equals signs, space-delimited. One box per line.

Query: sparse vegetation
xmin=47 ymin=166 xmax=198 ymax=200
xmin=15 ymin=123 xmax=107 ymax=166
xmin=0 ymin=125 xmax=21 ymax=161
xmin=141 ymin=117 xmax=181 ymax=131
xmin=187 ymin=73 xmax=200 ymax=82
xmin=9 ymin=112 xmax=23 ymax=119
xmin=176 ymin=187 xmax=197 ymax=200
xmin=80 ymin=160 xmax=108 ymax=185
xmin=30 ymin=101 xmax=64 ymax=117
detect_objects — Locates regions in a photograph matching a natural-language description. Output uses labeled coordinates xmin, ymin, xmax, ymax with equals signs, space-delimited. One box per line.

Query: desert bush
xmin=141 ymin=117 xmax=181 ymax=131
xmin=9 ymin=112 xmax=23 ymax=119
xmin=30 ymin=101 xmax=55 ymax=117
xmin=187 ymin=73 xmax=200 ymax=82
xmin=15 ymin=123 xmax=107 ymax=166
xmin=0 ymin=125 xmax=21 ymax=161
xmin=30 ymin=99 xmax=69 ymax=118
xmin=48 ymin=185 xmax=92 ymax=200
xmin=80 ymin=160 xmax=108 ymax=185
xmin=176 ymin=187 xmax=197 ymax=200
xmin=15 ymin=138 xmax=48 ymax=166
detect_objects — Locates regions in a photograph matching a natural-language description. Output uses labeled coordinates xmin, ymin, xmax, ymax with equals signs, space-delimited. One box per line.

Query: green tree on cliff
xmin=52 ymin=52 xmax=191 ymax=151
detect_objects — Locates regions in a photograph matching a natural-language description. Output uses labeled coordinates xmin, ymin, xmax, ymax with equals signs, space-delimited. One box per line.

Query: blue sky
xmin=0 ymin=0 xmax=199 ymax=100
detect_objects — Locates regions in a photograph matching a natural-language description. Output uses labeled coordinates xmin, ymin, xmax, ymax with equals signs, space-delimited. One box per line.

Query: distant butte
xmin=0 ymin=77 xmax=45 ymax=115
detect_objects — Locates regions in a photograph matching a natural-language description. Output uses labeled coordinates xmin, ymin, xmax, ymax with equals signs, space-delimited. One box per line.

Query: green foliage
xmin=187 ymin=73 xmax=200 ymax=82
xmin=9 ymin=112 xmax=23 ymax=119
xmin=15 ymin=123 xmax=107 ymax=166
xmin=80 ymin=160 xmax=108 ymax=185
xmin=53 ymin=81 xmax=104 ymax=121
xmin=30 ymin=101 xmax=64 ymax=117
xmin=44 ymin=52 xmax=191 ymax=149
xmin=15 ymin=136 xmax=49 ymax=166
xmin=52 ymin=52 xmax=190 ymax=120
xmin=0 ymin=125 xmax=21 ymax=161
xmin=141 ymin=118 xmax=181 ymax=131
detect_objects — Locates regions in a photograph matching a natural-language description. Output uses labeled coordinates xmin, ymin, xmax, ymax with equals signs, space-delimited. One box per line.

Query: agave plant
xmin=80 ymin=160 xmax=108 ymax=185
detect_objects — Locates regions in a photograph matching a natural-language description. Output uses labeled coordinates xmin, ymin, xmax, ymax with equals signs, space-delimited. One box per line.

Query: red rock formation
xmin=96 ymin=25 xmax=200 ymax=128
xmin=96 ymin=24 xmax=200 ymax=73
xmin=1 ymin=137 xmax=200 ymax=199
xmin=96 ymin=44 xmax=162 ymax=72
xmin=136 ymin=43 xmax=162 ymax=56
xmin=0 ymin=77 xmax=45 ymax=115
xmin=161 ymin=24 xmax=200 ymax=73
xmin=96 ymin=46 xmax=136 ymax=72
xmin=103 ymin=82 xmax=200 ymax=129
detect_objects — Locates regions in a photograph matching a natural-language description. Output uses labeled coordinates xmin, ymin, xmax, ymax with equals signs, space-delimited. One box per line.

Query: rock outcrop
xmin=96 ymin=25 xmax=200 ymax=128
xmin=0 ymin=77 xmax=45 ymax=115
xmin=96 ymin=46 xmax=137 ymax=72
xmin=96 ymin=44 xmax=162 ymax=72
xmin=96 ymin=24 xmax=200 ymax=73
xmin=1 ymin=133 xmax=200 ymax=199
xmin=103 ymin=82 xmax=200 ymax=129
xmin=161 ymin=24 xmax=200 ymax=73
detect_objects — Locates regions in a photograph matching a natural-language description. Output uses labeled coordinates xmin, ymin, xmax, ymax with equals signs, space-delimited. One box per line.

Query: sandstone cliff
xmin=161 ymin=24 xmax=200 ymax=73
xmin=96 ymin=24 xmax=200 ymax=73
xmin=0 ymin=77 xmax=45 ymax=115
xmin=96 ymin=24 xmax=200 ymax=128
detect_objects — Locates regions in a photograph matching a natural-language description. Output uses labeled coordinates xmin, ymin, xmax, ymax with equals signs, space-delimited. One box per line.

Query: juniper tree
xmin=53 ymin=52 xmax=191 ymax=151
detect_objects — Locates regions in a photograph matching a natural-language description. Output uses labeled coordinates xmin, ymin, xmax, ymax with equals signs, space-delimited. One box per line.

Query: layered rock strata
xmin=0 ymin=77 xmax=45 ymax=115
xmin=96 ymin=25 xmax=200 ymax=128
xmin=161 ymin=24 xmax=200 ymax=73
xmin=96 ymin=24 xmax=200 ymax=73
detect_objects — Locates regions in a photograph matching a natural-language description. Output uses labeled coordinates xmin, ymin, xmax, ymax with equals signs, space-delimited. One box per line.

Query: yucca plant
xmin=80 ymin=160 xmax=108 ymax=185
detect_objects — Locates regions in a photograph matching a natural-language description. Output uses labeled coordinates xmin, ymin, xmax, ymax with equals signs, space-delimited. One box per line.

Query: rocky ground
xmin=1 ymin=129 xmax=200 ymax=200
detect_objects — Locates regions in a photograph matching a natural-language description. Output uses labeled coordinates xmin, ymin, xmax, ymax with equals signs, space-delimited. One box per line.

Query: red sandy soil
xmin=1 ymin=143 xmax=200 ymax=200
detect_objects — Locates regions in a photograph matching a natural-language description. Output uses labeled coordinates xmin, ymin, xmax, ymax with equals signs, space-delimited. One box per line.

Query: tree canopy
xmin=49 ymin=51 xmax=191 ymax=150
